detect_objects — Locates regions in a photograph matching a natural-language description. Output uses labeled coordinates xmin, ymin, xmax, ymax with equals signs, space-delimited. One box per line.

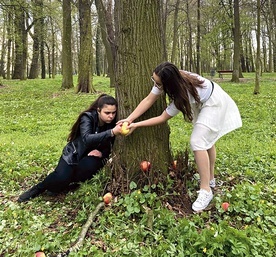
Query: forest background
xmin=0 ymin=0 xmax=275 ymax=256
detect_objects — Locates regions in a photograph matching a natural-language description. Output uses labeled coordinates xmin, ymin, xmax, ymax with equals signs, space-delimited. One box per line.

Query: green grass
xmin=0 ymin=74 xmax=275 ymax=256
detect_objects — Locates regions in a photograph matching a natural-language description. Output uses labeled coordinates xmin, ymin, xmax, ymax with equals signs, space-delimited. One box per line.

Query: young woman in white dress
xmin=120 ymin=62 xmax=242 ymax=212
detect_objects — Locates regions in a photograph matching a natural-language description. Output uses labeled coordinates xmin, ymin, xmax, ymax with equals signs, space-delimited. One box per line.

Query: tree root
xmin=56 ymin=201 xmax=105 ymax=257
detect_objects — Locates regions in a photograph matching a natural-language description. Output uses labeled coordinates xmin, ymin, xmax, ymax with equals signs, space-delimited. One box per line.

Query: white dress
xmin=151 ymin=72 xmax=242 ymax=150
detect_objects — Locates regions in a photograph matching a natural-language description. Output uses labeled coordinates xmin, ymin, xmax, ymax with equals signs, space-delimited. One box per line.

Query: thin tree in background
xmin=95 ymin=24 xmax=102 ymax=76
xmin=39 ymin=0 xmax=45 ymax=79
xmin=77 ymin=0 xmax=94 ymax=93
xmin=12 ymin=0 xmax=29 ymax=80
xmin=95 ymin=0 xmax=115 ymax=86
xmin=171 ymin=0 xmax=180 ymax=64
xmin=61 ymin=0 xmax=74 ymax=90
xmin=28 ymin=0 xmax=41 ymax=79
xmin=231 ymin=0 xmax=241 ymax=82
xmin=196 ymin=0 xmax=201 ymax=74
xmin=254 ymin=0 xmax=261 ymax=94
xmin=272 ymin=0 xmax=276 ymax=71
xmin=0 ymin=12 xmax=6 ymax=78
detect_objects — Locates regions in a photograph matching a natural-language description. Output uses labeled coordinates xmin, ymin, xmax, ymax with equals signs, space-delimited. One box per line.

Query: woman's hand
xmin=88 ymin=149 xmax=102 ymax=157
xmin=112 ymin=123 xmax=123 ymax=136
xmin=116 ymin=118 xmax=131 ymax=125
xmin=123 ymin=122 xmax=137 ymax=136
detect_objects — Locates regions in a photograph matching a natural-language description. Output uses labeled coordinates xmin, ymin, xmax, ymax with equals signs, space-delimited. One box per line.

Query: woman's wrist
xmin=110 ymin=129 xmax=115 ymax=137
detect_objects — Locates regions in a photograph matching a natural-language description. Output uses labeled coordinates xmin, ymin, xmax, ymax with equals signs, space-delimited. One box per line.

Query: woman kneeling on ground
xmin=18 ymin=94 xmax=121 ymax=203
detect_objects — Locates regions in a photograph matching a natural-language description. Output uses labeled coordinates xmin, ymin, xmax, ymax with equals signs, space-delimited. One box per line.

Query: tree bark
xmin=77 ymin=0 xmax=94 ymax=93
xmin=12 ymin=1 xmax=28 ymax=80
xmin=113 ymin=0 xmax=170 ymax=192
xmin=61 ymin=0 xmax=74 ymax=90
xmin=171 ymin=0 xmax=180 ymax=64
xmin=196 ymin=0 xmax=201 ymax=74
xmin=254 ymin=0 xmax=261 ymax=94
xmin=95 ymin=0 xmax=116 ymax=87
xmin=231 ymin=0 xmax=240 ymax=82
xmin=95 ymin=24 xmax=102 ymax=76
xmin=29 ymin=0 xmax=42 ymax=79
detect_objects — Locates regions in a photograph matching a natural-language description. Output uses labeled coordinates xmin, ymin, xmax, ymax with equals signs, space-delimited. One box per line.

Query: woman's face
xmin=98 ymin=104 xmax=117 ymax=125
xmin=151 ymin=72 xmax=163 ymax=89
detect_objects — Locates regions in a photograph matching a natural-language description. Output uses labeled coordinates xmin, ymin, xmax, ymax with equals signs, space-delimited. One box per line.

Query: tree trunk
xmin=39 ymin=1 xmax=46 ymax=79
xmin=77 ymin=0 xmax=94 ymax=93
xmin=186 ymin=1 xmax=194 ymax=71
xmin=50 ymin=15 xmax=56 ymax=79
xmin=61 ymin=0 xmax=74 ymax=90
xmin=160 ymin=0 xmax=168 ymax=60
xmin=29 ymin=0 xmax=41 ymax=79
xmin=231 ymin=0 xmax=240 ymax=82
xmin=95 ymin=24 xmax=102 ymax=76
xmin=254 ymin=0 xmax=261 ymax=94
xmin=272 ymin=0 xmax=276 ymax=72
xmin=0 ymin=14 xmax=6 ymax=78
xmin=6 ymin=10 xmax=12 ymax=80
xmin=113 ymin=0 xmax=170 ymax=192
xmin=196 ymin=0 xmax=201 ymax=74
xmin=95 ymin=0 xmax=115 ymax=87
xmin=12 ymin=1 xmax=28 ymax=80
xmin=171 ymin=0 xmax=180 ymax=64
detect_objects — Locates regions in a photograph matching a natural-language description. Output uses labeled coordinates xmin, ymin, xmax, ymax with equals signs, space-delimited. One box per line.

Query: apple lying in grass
xmin=121 ymin=122 xmax=130 ymax=135
xmin=221 ymin=202 xmax=230 ymax=211
xmin=140 ymin=161 xmax=151 ymax=172
xmin=172 ymin=160 xmax=177 ymax=169
xmin=35 ymin=252 xmax=46 ymax=257
xmin=103 ymin=192 xmax=113 ymax=204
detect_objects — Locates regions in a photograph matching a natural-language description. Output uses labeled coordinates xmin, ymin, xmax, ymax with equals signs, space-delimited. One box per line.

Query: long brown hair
xmin=154 ymin=62 xmax=204 ymax=121
xmin=67 ymin=94 xmax=118 ymax=141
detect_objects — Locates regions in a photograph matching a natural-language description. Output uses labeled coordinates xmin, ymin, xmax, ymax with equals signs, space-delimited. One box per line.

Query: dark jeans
xmin=37 ymin=156 xmax=105 ymax=193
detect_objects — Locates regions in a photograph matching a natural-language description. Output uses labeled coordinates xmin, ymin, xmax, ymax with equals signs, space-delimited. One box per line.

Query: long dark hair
xmin=67 ymin=94 xmax=118 ymax=141
xmin=154 ymin=62 xmax=204 ymax=121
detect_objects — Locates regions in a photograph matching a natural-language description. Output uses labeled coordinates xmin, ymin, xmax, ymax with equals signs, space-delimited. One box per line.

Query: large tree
xmin=112 ymin=0 xmax=170 ymax=192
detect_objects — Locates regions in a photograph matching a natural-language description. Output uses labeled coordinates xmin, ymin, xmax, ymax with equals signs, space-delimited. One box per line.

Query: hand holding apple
xmin=121 ymin=121 xmax=130 ymax=135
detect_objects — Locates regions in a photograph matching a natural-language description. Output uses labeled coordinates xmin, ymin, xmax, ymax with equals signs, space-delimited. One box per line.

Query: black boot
xmin=17 ymin=185 xmax=42 ymax=203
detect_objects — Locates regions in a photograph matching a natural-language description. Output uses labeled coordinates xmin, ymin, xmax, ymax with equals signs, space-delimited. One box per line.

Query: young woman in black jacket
xmin=18 ymin=94 xmax=122 ymax=202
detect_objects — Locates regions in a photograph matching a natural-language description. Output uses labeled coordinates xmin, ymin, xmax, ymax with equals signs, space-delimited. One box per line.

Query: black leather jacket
xmin=62 ymin=110 xmax=116 ymax=165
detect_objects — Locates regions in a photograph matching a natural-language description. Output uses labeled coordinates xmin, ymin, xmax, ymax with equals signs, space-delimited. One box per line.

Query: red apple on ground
xmin=172 ymin=160 xmax=177 ymax=169
xmin=35 ymin=252 xmax=46 ymax=257
xmin=103 ymin=192 xmax=112 ymax=204
xmin=140 ymin=161 xmax=151 ymax=172
xmin=221 ymin=202 xmax=230 ymax=211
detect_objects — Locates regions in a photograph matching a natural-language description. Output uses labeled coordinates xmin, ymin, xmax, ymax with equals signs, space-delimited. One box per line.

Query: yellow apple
xmin=121 ymin=122 xmax=130 ymax=135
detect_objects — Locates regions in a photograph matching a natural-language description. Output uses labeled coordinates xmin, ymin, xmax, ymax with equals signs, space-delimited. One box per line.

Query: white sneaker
xmin=192 ymin=189 xmax=213 ymax=212
xmin=210 ymin=178 xmax=216 ymax=188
